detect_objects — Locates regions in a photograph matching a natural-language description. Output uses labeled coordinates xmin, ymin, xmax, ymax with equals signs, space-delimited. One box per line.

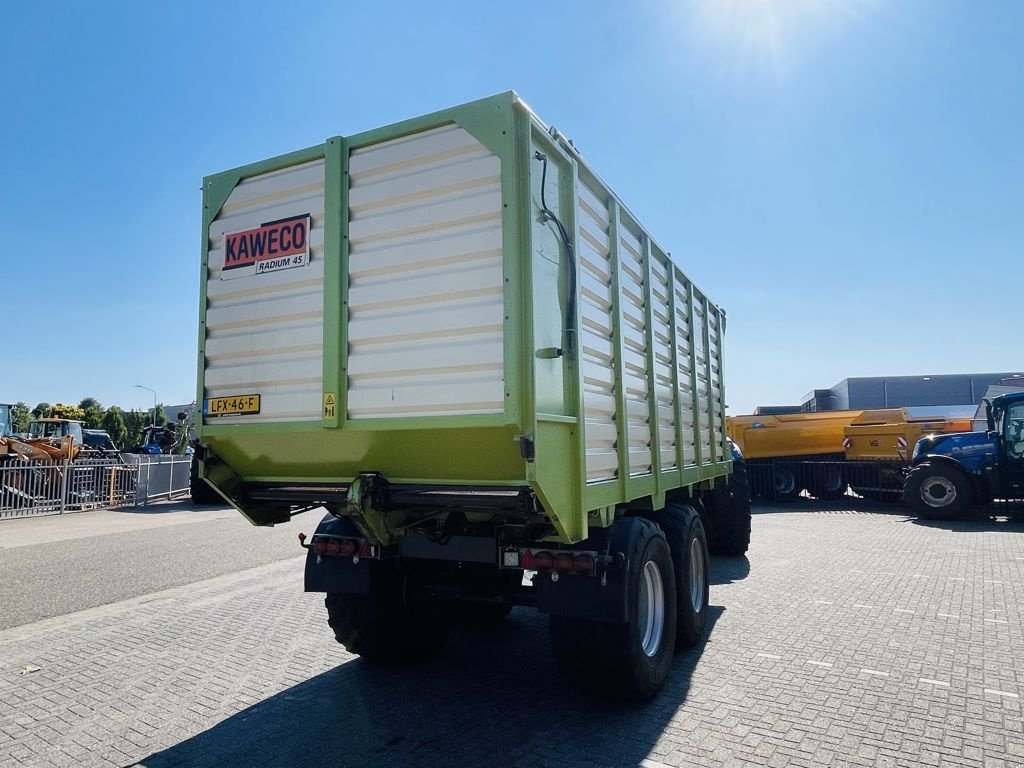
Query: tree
xmin=32 ymin=402 xmax=51 ymax=418
xmin=124 ymin=410 xmax=149 ymax=451
xmin=153 ymin=403 xmax=167 ymax=426
xmin=101 ymin=407 xmax=128 ymax=448
xmin=50 ymin=403 xmax=86 ymax=421
xmin=79 ymin=397 xmax=104 ymax=429
xmin=11 ymin=402 xmax=30 ymax=433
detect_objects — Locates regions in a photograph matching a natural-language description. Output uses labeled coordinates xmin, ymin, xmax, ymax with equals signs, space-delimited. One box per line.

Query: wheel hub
xmin=638 ymin=560 xmax=665 ymax=657
xmin=689 ymin=537 xmax=705 ymax=614
xmin=921 ymin=477 xmax=956 ymax=508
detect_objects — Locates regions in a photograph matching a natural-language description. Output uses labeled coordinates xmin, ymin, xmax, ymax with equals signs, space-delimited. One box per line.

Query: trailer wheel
xmin=773 ymin=465 xmax=799 ymax=500
xmin=807 ymin=465 xmax=847 ymax=501
xmin=550 ymin=518 xmax=677 ymax=701
xmin=705 ymin=460 xmax=752 ymax=555
xmin=326 ymin=561 xmax=451 ymax=664
xmin=903 ymin=463 xmax=972 ymax=521
xmin=189 ymin=458 xmax=221 ymax=505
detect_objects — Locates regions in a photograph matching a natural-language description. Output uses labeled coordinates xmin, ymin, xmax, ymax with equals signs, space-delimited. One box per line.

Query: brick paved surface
xmin=0 ymin=507 xmax=1021 ymax=767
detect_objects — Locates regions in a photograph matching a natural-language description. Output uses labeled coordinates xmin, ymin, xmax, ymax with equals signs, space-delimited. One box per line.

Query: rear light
xmin=573 ymin=554 xmax=595 ymax=575
xmin=338 ymin=539 xmax=357 ymax=557
xmin=520 ymin=550 xmax=535 ymax=570
xmin=358 ymin=541 xmax=373 ymax=557
xmin=312 ymin=538 xmax=326 ymax=556
xmin=324 ymin=538 xmax=341 ymax=556
xmin=533 ymin=551 xmax=554 ymax=571
xmin=553 ymin=552 xmax=574 ymax=574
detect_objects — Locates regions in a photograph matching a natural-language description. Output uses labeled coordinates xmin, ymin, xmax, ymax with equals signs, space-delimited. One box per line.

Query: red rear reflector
xmin=553 ymin=553 xmax=574 ymax=573
xmin=533 ymin=551 xmax=553 ymax=571
xmin=573 ymin=554 xmax=595 ymax=575
xmin=324 ymin=538 xmax=341 ymax=556
xmin=312 ymin=538 xmax=326 ymax=556
xmin=520 ymin=550 xmax=535 ymax=570
xmin=358 ymin=541 xmax=372 ymax=557
xmin=338 ymin=539 xmax=357 ymax=557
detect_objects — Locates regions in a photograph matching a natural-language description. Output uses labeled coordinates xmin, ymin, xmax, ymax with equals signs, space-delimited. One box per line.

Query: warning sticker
xmin=323 ymin=392 xmax=336 ymax=420
xmin=221 ymin=214 xmax=311 ymax=280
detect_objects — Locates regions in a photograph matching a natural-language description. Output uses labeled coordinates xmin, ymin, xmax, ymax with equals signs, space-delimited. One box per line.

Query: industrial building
xmin=753 ymin=372 xmax=1023 ymax=415
xmin=803 ymin=373 xmax=1024 ymax=411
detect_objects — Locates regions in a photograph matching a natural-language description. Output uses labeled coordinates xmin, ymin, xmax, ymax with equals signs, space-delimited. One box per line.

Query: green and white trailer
xmin=195 ymin=92 xmax=750 ymax=700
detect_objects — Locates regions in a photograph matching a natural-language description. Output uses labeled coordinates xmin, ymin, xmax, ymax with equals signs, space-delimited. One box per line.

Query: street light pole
xmin=134 ymin=384 xmax=157 ymax=424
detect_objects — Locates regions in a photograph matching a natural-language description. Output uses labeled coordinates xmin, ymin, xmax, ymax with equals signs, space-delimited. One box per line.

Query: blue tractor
xmin=903 ymin=391 xmax=1024 ymax=519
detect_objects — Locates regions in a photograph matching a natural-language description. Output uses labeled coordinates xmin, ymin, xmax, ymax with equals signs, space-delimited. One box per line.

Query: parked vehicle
xmin=727 ymin=409 xmax=972 ymax=500
xmin=0 ymin=404 xmax=11 ymax=438
xmin=195 ymin=92 xmax=750 ymax=700
xmin=904 ymin=391 xmax=1024 ymax=519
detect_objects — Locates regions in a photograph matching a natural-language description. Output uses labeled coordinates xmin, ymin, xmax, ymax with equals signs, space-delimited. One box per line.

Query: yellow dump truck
xmin=727 ymin=410 xmax=973 ymax=500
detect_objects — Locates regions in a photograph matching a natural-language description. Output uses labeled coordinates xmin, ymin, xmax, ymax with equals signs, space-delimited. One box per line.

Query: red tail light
xmin=553 ymin=552 xmax=574 ymax=574
xmin=520 ymin=549 xmax=535 ymax=570
xmin=312 ymin=538 xmax=326 ymax=556
xmin=324 ymin=538 xmax=341 ymax=556
xmin=573 ymin=554 xmax=595 ymax=575
xmin=358 ymin=541 xmax=372 ymax=557
xmin=338 ymin=539 xmax=357 ymax=557
xmin=533 ymin=551 xmax=553 ymax=571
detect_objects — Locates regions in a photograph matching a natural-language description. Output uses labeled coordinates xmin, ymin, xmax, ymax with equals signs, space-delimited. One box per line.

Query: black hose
xmin=534 ymin=151 xmax=576 ymax=358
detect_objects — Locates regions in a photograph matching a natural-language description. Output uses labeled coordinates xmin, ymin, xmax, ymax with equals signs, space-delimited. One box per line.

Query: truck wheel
xmin=705 ymin=460 xmax=752 ymax=556
xmin=550 ymin=518 xmax=678 ymax=701
xmin=325 ymin=561 xmax=451 ymax=664
xmin=903 ymin=463 xmax=972 ymax=520
xmin=189 ymin=458 xmax=221 ymax=505
xmin=807 ymin=465 xmax=846 ymax=501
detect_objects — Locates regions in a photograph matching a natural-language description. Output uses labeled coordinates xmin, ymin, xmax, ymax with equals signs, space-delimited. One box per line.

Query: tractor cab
xmin=28 ymin=419 xmax=84 ymax=444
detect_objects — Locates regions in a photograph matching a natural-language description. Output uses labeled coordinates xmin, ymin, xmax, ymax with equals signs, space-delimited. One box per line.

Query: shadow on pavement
xmin=135 ymin=607 xmax=727 ymax=767
xmin=710 ymin=555 xmax=749 ymax=585
xmin=907 ymin=514 xmax=1024 ymax=533
xmin=118 ymin=501 xmax=229 ymax=515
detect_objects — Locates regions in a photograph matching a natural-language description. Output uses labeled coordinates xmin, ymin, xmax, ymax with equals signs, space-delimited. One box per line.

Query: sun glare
xmin=684 ymin=0 xmax=871 ymax=79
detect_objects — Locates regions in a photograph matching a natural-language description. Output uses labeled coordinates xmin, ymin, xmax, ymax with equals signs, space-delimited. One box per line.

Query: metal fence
xmin=1 ymin=454 xmax=193 ymax=520
xmin=747 ymin=458 xmax=1024 ymax=514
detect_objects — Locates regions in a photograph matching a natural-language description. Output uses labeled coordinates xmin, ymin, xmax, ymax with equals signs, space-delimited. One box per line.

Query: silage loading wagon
xmin=194 ymin=92 xmax=749 ymax=700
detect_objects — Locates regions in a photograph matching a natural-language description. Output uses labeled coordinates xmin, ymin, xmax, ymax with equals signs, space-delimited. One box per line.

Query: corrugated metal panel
xmin=578 ymin=178 xmax=617 ymax=483
xmin=347 ymin=125 xmax=505 ymax=419
xmin=203 ymin=159 xmax=326 ymax=424
xmin=650 ymin=254 xmax=677 ymax=471
xmin=619 ymin=222 xmax=652 ymax=477
xmin=674 ymin=278 xmax=696 ymax=467
xmin=693 ymin=298 xmax=713 ymax=463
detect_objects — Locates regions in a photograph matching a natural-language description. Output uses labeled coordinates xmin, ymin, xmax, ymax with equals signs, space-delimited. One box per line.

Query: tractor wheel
xmin=326 ymin=561 xmax=451 ymax=664
xmin=705 ymin=461 xmax=752 ymax=556
xmin=903 ymin=463 xmax=972 ymax=521
xmin=550 ymin=518 xmax=678 ymax=701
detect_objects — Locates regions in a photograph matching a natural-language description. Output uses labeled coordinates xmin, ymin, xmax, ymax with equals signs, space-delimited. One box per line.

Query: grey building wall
xmin=803 ymin=372 xmax=1024 ymax=411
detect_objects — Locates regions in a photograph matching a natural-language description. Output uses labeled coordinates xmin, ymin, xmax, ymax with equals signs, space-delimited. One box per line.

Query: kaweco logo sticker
xmin=221 ymin=214 xmax=310 ymax=280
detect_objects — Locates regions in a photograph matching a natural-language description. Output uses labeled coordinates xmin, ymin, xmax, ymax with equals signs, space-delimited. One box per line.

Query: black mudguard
xmin=303 ymin=514 xmax=372 ymax=594
xmin=535 ymin=516 xmax=650 ymax=624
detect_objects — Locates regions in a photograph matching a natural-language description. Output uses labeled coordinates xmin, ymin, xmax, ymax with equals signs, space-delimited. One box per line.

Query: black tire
xmin=652 ymin=504 xmax=710 ymax=648
xmin=326 ymin=561 xmax=451 ymax=664
xmin=449 ymin=601 xmax=513 ymax=627
xmin=773 ymin=465 xmax=799 ymax=500
xmin=550 ymin=518 xmax=678 ymax=701
xmin=705 ymin=461 xmax=752 ymax=556
xmin=806 ymin=465 xmax=847 ymax=501
xmin=189 ymin=457 xmax=221 ymax=505
xmin=903 ymin=462 xmax=973 ymax=520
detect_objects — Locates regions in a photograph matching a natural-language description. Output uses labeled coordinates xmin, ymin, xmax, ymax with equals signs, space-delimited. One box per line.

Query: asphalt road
xmin=0 ymin=503 xmax=320 ymax=630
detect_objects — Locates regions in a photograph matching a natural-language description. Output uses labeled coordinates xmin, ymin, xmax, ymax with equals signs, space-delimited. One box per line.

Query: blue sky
xmin=1 ymin=0 xmax=1020 ymax=414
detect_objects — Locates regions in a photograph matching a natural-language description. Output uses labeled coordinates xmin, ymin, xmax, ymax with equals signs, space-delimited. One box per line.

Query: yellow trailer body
xmin=843 ymin=410 xmax=973 ymax=461
xmin=726 ymin=411 xmax=862 ymax=460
